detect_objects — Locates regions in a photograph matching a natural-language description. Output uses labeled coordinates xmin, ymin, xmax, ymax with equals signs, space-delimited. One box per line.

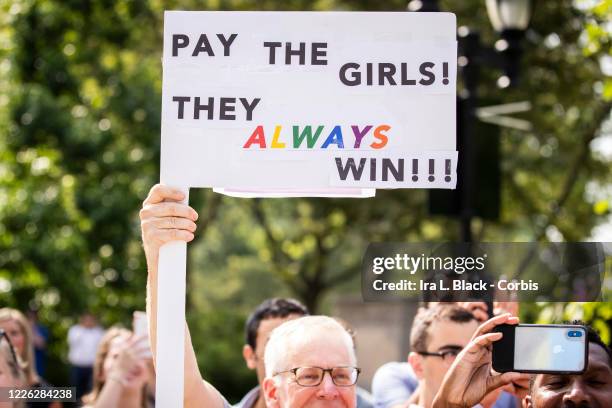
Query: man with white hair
xmin=262 ymin=315 xmax=360 ymax=406
xmin=141 ymin=184 xmax=360 ymax=408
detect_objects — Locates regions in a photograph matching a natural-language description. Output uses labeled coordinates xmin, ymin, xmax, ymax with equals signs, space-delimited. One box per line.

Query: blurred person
xmin=68 ymin=313 xmax=104 ymax=401
xmin=237 ymin=298 xmax=309 ymax=408
xmin=430 ymin=314 xmax=612 ymax=408
xmin=0 ymin=328 xmax=26 ymax=408
xmin=523 ymin=324 xmax=612 ymax=408
xmin=0 ymin=308 xmax=61 ymax=408
xmin=372 ymin=302 xmax=521 ymax=408
xmin=407 ymin=305 xmax=480 ymax=408
xmin=26 ymin=309 xmax=49 ymax=378
xmin=141 ymin=184 xmax=361 ymax=407
xmin=82 ymin=327 xmax=154 ymax=408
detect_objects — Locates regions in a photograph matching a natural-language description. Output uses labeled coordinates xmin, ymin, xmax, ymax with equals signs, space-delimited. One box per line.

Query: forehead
xmin=285 ymin=329 xmax=353 ymax=368
xmin=426 ymin=319 xmax=478 ymax=350
xmin=588 ymin=344 xmax=612 ymax=369
xmin=256 ymin=315 xmax=302 ymax=347
xmin=0 ymin=319 xmax=20 ymax=332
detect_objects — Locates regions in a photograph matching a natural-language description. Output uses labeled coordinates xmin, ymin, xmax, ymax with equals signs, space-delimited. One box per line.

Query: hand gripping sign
xmin=158 ymin=11 xmax=456 ymax=406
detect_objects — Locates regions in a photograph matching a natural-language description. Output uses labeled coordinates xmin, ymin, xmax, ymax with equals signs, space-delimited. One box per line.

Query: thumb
xmin=487 ymin=372 xmax=523 ymax=394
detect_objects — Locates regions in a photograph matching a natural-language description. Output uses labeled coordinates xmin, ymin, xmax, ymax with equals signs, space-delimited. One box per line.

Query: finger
xmin=472 ymin=313 xmax=519 ymax=340
xmin=151 ymin=229 xmax=195 ymax=244
xmin=148 ymin=217 xmax=197 ymax=232
xmin=472 ymin=308 xmax=490 ymax=323
xmin=463 ymin=332 xmax=503 ymax=356
xmin=494 ymin=301 xmax=519 ymax=316
xmin=487 ymin=372 xmax=525 ymax=395
xmin=459 ymin=302 xmax=490 ymax=322
xmin=126 ymin=334 xmax=147 ymax=347
xmin=143 ymin=184 xmax=186 ymax=206
xmin=129 ymin=336 xmax=150 ymax=351
xmin=140 ymin=202 xmax=198 ymax=221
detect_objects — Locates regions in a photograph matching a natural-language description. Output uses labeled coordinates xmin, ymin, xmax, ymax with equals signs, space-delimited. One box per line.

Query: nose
xmin=562 ymin=379 xmax=591 ymax=407
xmin=316 ymin=372 xmax=340 ymax=399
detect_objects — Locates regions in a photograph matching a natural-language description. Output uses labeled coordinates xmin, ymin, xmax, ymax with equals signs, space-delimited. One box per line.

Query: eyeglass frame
xmin=416 ymin=346 xmax=463 ymax=363
xmin=0 ymin=328 xmax=19 ymax=366
xmin=274 ymin=366 xmax=361 ymax=387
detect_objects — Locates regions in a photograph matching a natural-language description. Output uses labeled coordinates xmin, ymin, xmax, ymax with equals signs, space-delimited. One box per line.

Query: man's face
xmin=413 ymin=319 xmax=479 ymax=405
xmin=525 ymin=344 xmax=612 ymax=408
xmin=244 ymin=314 xmax=303 ymax=386
xmin=81 ymin=314 xmax=96 ymax=328
xmin=263 ymin=328 xmax=356 ymax=408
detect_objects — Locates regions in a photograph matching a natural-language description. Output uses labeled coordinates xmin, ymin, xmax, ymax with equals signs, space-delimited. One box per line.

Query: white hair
xmin=263 ymin=315 xmax=357 ymax=378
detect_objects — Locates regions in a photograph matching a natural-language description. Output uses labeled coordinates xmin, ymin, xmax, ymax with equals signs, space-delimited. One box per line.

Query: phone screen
xmin=514 ymin=326 xmax=586 ymax=372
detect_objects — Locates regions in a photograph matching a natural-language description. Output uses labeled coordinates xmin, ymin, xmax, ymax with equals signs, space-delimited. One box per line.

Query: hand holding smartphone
xmin=492 ymin=324 xmax=588 ymax=374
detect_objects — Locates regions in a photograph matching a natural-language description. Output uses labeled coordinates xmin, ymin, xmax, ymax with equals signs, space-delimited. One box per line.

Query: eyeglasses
xmin=274 ymin=366 xmax=361 ymax=387
xmin=417 ymin=347 xmax=462 ymax=363
xmin=0 ymin=329 xmax=18 ymax=365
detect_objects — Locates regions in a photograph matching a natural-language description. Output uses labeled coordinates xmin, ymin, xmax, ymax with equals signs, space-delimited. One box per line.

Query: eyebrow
xmin=435 ymin=345 xmax=463 ymax=351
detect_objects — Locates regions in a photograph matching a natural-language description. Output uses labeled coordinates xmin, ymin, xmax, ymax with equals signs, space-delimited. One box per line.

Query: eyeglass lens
xmin=294 ymin=367 xmax=358 ymax=386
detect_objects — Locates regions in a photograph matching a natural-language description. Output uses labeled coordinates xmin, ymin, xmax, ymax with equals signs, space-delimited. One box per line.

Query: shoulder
xmin=372 ymin=361 xmax=416 ymax=386
xmin=371 ymin=362 xmax=418 ymax=408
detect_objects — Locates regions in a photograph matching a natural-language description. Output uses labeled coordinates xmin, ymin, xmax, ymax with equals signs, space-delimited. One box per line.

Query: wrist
xmin=432 ymin=395 xmax=465 ymax=408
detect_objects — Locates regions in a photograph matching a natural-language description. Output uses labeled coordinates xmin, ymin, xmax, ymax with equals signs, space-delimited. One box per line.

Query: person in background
xmin=26 ymin=309 xmax=49 ymax=378
xmin=82 ymin=327 xmax=154 ymax=408
xmin=68 ymin=313 xmax=105 ymax=401
xmin=0 ymin=328 xmax=26 ymax=408
xmin=407 ymin=305 xmax=480 ymax=408
xmin=236 ymin=298 xmax=309 ymax=408
xmin=523 ymin=324 xmax=612 ymax=408
xmin=431 ymin=316 xmax=612 ymax=408
xmin=235 ymin=298 xmax=375 ymax=408
xmin=0 ymin=308 xmax=63 ymax=408
xmin=372 ymin=302 xmax=522 ymax=408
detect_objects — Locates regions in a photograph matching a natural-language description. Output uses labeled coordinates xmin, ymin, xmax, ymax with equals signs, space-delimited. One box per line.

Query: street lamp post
xmin=409 ymin=0 xmax=532 ymax=242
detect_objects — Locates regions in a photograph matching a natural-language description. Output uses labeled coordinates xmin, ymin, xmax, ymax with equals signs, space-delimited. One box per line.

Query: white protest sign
xmin=158 ymin=11 xmax=457 ymax=407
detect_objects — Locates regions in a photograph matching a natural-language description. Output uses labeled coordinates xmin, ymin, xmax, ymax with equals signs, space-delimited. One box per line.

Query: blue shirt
xmin=371 ymin=362 xmax=518 ymax=408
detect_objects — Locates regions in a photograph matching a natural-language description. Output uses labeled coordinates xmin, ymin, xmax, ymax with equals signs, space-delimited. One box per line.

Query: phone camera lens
xmin=567 ymin=330 xmax=582 ymax=338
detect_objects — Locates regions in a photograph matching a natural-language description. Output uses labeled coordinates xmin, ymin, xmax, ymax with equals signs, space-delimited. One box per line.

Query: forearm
xmin=92 ymin=377 xmax=125 ymax=408
xmin=145 ymin=251 xmax=224 ymax=408
xmin=145 ymin=251 xmax=159 ymax=359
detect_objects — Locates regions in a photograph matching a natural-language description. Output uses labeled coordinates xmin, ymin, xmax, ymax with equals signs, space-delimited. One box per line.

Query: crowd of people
xmin=0 ymin=183 xmax=610 ymax=408
xmin=141 ymin=184 xmax=612 ymax=408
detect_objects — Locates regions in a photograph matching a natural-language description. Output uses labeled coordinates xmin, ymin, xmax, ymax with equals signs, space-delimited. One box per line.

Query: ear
xmin=408 ymin=352 xmax=425 ymax=380
xmin=522 ymin=394 xmax=533 ymax=408
xmin=263 ymin=377 xmax=280 ymax=408
xmin=242 ymin=344 xmax=257 ymax=370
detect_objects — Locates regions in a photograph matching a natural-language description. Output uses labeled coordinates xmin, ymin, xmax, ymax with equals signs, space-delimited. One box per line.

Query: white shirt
xmin=67 ymin=325 xmax=105 ymax=366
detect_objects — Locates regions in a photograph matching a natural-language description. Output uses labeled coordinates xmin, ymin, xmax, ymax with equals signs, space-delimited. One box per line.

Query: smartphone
xmin=133 ymin=311 xmax=153 ymax=358
xmin=133 ymin=311 xmax=149 ymax=337
xmin=492 ymin=324 xmax=588 ymax=374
